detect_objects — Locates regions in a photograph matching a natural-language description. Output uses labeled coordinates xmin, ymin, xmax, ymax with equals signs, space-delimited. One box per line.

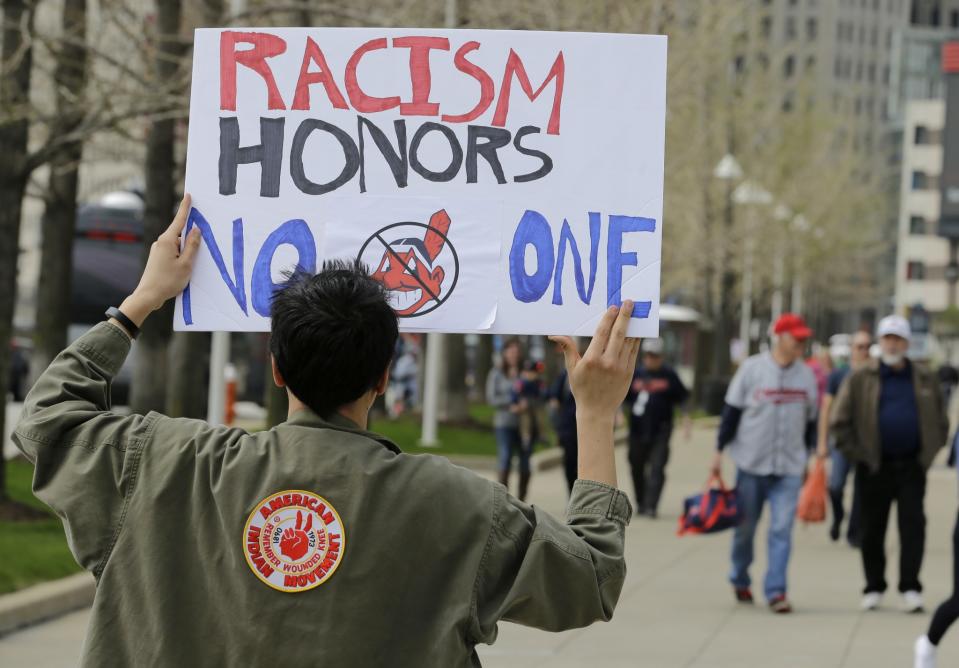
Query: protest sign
xmin=176 ymin=28 xmax=667 ymax=335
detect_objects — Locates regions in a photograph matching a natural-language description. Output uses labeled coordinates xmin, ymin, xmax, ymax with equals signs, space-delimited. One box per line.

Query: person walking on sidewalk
xmin=914 ymin=427 xmax=959 ymax=667
xmin=626 ymin=338 xmax=689 ymax=517
xmin=816 ymin=330 xmax=873 ymax=547
xmin=832 ymin=315 xmax=948 ymax=613
xmin=710 ymin=313 xmax=818 ymax=614
xmin=13 ymin=195 xmax=641 ymax=666
xmin=487 ymin=338 xmax=533 ymax=500
xmin=549 ymin=364 xmax=579 ymax=493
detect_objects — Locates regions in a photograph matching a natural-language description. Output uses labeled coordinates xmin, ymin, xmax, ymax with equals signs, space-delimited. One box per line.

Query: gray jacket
xmin=486 ymin=367 xmax=519 ymax=429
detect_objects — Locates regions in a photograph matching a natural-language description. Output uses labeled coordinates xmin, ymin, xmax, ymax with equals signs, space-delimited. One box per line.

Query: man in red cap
xmin=710 ymin=313 xmax=819 ymax=613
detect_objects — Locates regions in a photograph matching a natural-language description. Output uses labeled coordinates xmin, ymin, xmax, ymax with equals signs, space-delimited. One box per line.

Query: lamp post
xmin=712 ymin=154 xmax=743 ymax=373
xmin=732 ymin=180 xmax=773 ymax=359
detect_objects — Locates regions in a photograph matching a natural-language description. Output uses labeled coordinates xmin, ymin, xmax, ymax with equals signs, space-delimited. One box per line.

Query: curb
xmin=0 ymin=572 xmax=94 ymax=637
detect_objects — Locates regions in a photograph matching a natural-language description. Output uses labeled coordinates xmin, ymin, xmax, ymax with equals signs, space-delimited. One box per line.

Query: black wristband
xmin=105 ymin=307 xmax=140 ymax=339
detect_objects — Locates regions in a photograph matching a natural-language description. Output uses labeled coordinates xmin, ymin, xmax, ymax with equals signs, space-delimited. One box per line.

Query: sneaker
xmin=768 ymin=594 xmax=793 ymax=614
xmin=734 ymin=587 xmax=754 ymax=604
xmin=861 ymin=592 xmax=883 ymax=611
xmin=902 ymin=590 xmax=925 ymax=613
xmin=829 ymin=522 xmax=840 ymax=542
xmin=914 ymin=635 xmax=937 ymax=668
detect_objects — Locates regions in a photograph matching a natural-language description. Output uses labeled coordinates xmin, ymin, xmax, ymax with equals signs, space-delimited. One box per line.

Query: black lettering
xmin=290 ymin=119 xmax=360 ymax=195
xmin=408 ymin=122 xmax=463 ymax=183
xmin=219 ymin=117 xmax=285 ymax=197
xmin=466 ymin=125 xmax=511 ymax=184
xmin=513 ymin=125 xmax=553 ymax=183
xmin=358 ymin=117 xmax=409 ymax=193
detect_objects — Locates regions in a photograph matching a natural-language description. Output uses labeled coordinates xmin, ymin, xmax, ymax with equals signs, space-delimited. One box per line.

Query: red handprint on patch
xmin=279 ymin=510 xmax=313 ymax=561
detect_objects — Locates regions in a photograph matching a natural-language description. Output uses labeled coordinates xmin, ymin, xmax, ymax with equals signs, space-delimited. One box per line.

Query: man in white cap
xmin=832 ymin=315 xmax=948 ymax=613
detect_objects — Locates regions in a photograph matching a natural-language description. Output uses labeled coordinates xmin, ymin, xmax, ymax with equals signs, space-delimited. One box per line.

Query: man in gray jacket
xmin=711 ymin=313 xmax=818 ymax=614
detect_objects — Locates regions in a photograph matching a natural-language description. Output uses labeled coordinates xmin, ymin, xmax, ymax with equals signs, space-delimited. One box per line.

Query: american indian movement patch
xmin=243 ymin=489 xmax=345 ymax=593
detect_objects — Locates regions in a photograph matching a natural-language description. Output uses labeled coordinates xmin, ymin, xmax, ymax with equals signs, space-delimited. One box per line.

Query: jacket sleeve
xmin=829 ymin=373 xmax=858 ymax=460
xmin=11 ymin=322 xmax=157 ymax=576
xmin=469 ymin=480 xmax=632 ymax=642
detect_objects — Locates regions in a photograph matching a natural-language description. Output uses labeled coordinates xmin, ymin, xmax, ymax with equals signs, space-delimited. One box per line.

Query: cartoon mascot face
xmin=371 ymin=210 xmax=451 ymax=317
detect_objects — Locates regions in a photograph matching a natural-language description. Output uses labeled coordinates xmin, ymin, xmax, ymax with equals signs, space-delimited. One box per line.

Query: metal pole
xmin=771 ymin=241 xmax=784 ymax=320
xmin=419 ymin=0 xmax=459 ymax=446
xmin=791 ymin=273 xmax=803 ymax=315
xmin=740 ymin=232 xmax=753 ymax=359
xmin=207 ymin=332 xmax=229 ymax=424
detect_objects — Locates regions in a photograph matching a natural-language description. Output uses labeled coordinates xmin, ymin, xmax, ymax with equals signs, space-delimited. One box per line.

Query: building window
xmin=784 ymin=55 xmax=795 ymax=77
xmin=807 ymin=17 xmax=818 ymax=40
xmin=933 ymin=6 xmax=941 ymax=26
xmin=786 ymin=16 xmax=797 ymax=39
xmin=952 ymin=9 xmax=959 ymax=27
xmin=915 ymin=125 xmax=930 ymax=144
xmin=909 ymin=216 xmax=925 ymax=235
xmin=868 ymin=63 xmax=876 ymax=82
xmin=912 ymin=170 xmax=928 ymax=189
xmin=806 ymin=55 xmax=816 ymax=72
xmin=906 ymin=261 xmax=926 ymax=280
xmin=883 ymin=65 xmax=890 ymax=83
xmin=761 ymin=16 xmax=773 ymax=38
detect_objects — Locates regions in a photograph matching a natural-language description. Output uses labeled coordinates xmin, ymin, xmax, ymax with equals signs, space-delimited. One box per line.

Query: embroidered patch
xmin=243 ymin=489 xmax=345 ymax=593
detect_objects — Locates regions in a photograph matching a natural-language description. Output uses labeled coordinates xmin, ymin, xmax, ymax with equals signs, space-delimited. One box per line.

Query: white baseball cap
xmin=877 ymin=315 xmax=911 ymax=341
xmin=641 ymin=338 xmax=664 ymax=355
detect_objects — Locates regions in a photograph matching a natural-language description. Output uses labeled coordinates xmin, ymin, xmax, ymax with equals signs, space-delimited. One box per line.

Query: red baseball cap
xmin=772 ymin=313 xmax=812 ymax=340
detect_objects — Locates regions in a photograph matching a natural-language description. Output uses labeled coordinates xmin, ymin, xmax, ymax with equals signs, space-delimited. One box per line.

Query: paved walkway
xmin=2 ymin=423 xmax=958 ymax=667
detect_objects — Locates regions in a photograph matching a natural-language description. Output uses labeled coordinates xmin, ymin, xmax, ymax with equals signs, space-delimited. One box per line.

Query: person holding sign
xmin=13 ymin=196 xmax=638 ymax=667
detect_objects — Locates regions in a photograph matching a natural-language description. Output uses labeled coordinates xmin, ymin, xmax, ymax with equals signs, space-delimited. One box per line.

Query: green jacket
xmin=830 ymin=358 xmax=948 ymax=473
xmin=13 ymin=322 xmax=632 ymax=667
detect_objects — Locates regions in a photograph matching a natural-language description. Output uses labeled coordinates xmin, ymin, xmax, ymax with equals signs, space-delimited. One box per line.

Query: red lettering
xmin=345 ymin=38 xmax=401 ymax=113
xmin=284 ymin=574 xmax=296 ymax=587
xmin=321 ymin=510 xmax=334 ymax=525
xmin=292 ymin=37 xmax=349 ymax=111
xmin=259 ymin=506 xmax=271 ymax=520
xmin=393 ymin=36 xmax=450 ymax=116
xmin=269 ymin=497 xmax=285 ymax=513
xmin=492 ymin=49 xmax=565 ymax=135
xmin=282 ymin=494 xmax=292 ymax=507
xmin=441 ymin=41 xmax=495 ymax=124
xmin=219 ymin=31 xmax=288 ymax=111
xmin=291 ymin=493 xmax=303 ymax=507
xmin=306 ymin=497 xmax=318 ymax=511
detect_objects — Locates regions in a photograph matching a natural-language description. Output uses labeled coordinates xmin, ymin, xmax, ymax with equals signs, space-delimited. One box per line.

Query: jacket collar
xmin=285 ymin=408 xmax=403 ymax=455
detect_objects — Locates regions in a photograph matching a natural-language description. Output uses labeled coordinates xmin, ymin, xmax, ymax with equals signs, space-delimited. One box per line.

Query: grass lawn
xmin=369 ymin=410 xmax=497 ymax=457
xmin=0 ymin=459 xmax=81 ymax=595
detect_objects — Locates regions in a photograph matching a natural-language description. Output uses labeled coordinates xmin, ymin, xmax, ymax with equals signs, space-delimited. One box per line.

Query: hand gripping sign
xmin=177 ymin=28 xmax=667 ymax=336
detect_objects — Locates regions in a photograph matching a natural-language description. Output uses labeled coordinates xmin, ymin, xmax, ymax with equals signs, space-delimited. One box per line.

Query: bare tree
xmin=130 ymin=0 xmax=184 ymax=414
xmin=31 ymin=0 xmax=88 ymax=382
xmin=0 ymin=0 xmax=36 ymax=505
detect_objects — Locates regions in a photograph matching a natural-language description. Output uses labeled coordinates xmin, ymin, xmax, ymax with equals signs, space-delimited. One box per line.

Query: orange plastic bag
xmin=797 ymin=459 xmax=828 ymax=523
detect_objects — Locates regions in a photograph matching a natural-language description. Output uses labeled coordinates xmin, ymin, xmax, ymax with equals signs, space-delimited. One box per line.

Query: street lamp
xmin=732 ymin=180 xmax=773 ymax=359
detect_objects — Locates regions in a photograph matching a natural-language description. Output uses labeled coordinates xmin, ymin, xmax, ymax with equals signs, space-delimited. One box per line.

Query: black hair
xmin=269 ymin=258 xmax=398 ymax=418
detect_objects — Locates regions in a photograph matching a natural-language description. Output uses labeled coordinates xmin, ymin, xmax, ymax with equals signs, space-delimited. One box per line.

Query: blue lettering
xmin=606 ymin=215 xmax=655 ymax=319
xmin=508 ymin=209 xmax=554 ymax=303
xmin=551 ymin=213 xmax=600 ymax=306
xmin=182 ymin=208 xmax=246 ymax=326
xmin=251 ymin=219 xmax=317 ymax=316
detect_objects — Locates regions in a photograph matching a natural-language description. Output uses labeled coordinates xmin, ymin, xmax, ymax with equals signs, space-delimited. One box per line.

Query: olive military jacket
xmin=13 ymin=323 xmax=632 ymax=667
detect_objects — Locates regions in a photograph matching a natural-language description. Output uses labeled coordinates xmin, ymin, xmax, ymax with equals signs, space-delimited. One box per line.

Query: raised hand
xmin=279 ymin=510 xmax=313 ymax=561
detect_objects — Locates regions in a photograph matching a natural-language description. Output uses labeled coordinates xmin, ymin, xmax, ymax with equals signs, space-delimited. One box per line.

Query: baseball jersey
xmin=724 ymin=352 xmax=818 ymax=476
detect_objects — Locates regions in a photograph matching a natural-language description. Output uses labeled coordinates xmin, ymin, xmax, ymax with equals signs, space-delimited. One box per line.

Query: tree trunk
xmin=473 ymin=334 xmax=493 ymax=402
xmin=164 ymin=0 xmax=222 ymax=419
xmin=0 ymin=0 xmax=36 ymax=500
xmin=31 ymin=0 xmax=88 ymax=385
xmin=439 ymin=333 xmax=469 ymax=421
xmin=130 ymin=0 xmax=182 ymax=414
xmin=165 ymin=332 xmax=210 ymax=418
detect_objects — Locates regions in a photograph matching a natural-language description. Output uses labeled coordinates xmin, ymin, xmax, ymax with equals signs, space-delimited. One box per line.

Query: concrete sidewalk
xmin=1 ymin=423 xmax=957 ymax=667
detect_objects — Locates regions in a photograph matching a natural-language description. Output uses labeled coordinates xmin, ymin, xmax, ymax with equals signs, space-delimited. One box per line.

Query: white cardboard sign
xmin=176 ymin=28 xmax=667 ymax=335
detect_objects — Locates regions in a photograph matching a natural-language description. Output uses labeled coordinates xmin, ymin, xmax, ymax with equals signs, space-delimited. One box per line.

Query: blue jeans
xmin=829 ymin=448 xmax=861 ymax=541
xmin=495 ymin=427 xmax=530 ymax=474
xmin=729 ymin=470 xmax=803 ymax=601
